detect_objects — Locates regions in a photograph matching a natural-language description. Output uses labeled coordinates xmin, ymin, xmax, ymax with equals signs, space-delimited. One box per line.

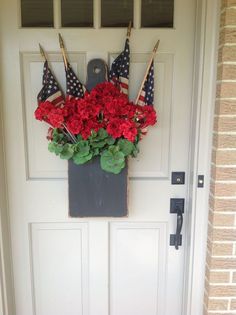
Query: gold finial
xmin=127 ymin=21 xmax=132 ymax=38
xmin=58 ymin=33 xmax=65 ymax=48
xmin=58 ymin=33 xmax=68 ymax=70
xmin=39 ymin=43 xmax=47 ymax=61
xmin=153 ymin=40 xmax=160 ymax=52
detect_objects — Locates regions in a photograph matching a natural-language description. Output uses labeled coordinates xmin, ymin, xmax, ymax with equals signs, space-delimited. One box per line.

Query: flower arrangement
xmin=35 ymin=82 xmax=157 ymax=174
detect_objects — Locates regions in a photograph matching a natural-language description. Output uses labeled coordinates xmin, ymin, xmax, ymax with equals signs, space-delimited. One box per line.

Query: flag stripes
xmin=37 ymin=61 xmax=64 ymax=107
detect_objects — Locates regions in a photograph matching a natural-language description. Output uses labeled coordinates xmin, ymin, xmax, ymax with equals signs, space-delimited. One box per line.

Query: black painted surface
xmin=68 ymin=58 xmax=128 ymax=217
xmin=68 ymin=158 xmax=128 ymax=217
xmin=86 ymin=59 xmax=108 ymax=90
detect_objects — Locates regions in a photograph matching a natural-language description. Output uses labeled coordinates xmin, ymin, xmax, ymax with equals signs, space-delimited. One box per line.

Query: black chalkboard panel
xmin=68 ymin=58 xmax=128 ymax=217
xmin=68 ymin=158 xmax=128 ymax=217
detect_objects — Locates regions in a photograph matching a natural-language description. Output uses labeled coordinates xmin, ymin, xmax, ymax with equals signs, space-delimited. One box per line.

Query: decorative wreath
xmin=35 ymin=28 xmax=159 ymax=174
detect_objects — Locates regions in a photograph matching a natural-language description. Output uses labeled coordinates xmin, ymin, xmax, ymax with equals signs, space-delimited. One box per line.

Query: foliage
xmin=35 ymin=82 xmax=157 ymax=174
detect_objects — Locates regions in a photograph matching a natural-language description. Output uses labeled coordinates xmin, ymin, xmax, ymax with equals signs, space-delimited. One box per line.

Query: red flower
xmin=47 ymin=107 xmax=66 ymax=128
xmin=107 ymin=118 xmax=123 ymax=138
xmin=35 ymin=82 xmax=157 ymax=144
xmin=34 ymin=101 xmax=54 ymax=122
xmin=122 ymin=121 xmax=138 ymax=142
xmin=67 ymin=116 xmax=83 ymax=134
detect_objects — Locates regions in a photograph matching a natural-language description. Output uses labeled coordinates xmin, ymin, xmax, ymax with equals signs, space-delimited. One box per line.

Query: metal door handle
xmin=175 ymin=208 xmax=183 ymax=250
xmin=169 ymin=198 xmax=184 ymax=249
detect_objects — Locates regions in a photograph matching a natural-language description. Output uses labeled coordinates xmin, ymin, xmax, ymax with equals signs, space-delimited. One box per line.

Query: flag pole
xmin=135 ymin=40 xmax=160 ymax=104
xmin=126 ymin=20 xmax=132 ymax=38
xmin=39 ymin=43 xmax=47 ymax=61
xmin=58 ymin=33 xmax=68 ymax=70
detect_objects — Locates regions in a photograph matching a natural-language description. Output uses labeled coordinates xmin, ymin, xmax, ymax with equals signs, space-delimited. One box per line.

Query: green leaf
xmin=91 ymin=140 xmax=106 ymax=149
xmin=132 ymin=146 xmax=139 ymax=158
xmin=73 ymin=152 xmax=93 ymax=165
xmin=106 ymin=136 xmax=115 ymax=145
xmin=76 ymin=134 xmax=83 ymax=141
xmin=52 ymin=128 xmax=64 ymax=142
xmin=48 ymin=142 xmax=64 ymax=155
xmin=74 ymin=141 xmax=90 ymax=157
xmin=59 ymin=144 xmax=74 ymax=160
xmin=118 ymin=139 xmax=135 ymax=157
xmin=92 ymin=148 xmax=100 ymax=156
xmin=100 ymin=147 xmax=126 ymax=174
xmin=97 ymin=128 xmax=108 ymax=140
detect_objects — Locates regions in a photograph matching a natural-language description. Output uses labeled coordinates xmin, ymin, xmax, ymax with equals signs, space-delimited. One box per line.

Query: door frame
xmin=0 ymin=0 xmax=220 ymax=314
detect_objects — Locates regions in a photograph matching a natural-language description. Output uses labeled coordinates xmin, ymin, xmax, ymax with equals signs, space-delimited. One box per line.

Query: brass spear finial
xmin=58 ymin=33 xmax=68 ymax=70
xmin=126 ymin=21 xmax=132 ymax=38
xmin=153 ymin=40 xmax=160 ymax=53
xmin=39 ymin=43 xmax=47 ymax=61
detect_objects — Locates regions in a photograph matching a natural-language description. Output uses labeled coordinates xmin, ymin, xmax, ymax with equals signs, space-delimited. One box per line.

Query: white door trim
xmin=0 ymin=0 xmax=220 ymax=314
xmin=183 ymin=0 xmax=220 ymax=314
xmin=0 ymin=91 xmax=15 ymax=315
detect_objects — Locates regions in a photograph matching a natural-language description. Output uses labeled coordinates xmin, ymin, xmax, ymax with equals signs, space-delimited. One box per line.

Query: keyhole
xmin=93 ymin=66 xmax=101 ymax=74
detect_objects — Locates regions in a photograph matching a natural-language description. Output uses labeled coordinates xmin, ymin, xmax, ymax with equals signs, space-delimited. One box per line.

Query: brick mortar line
xmin=212 ymin=132 xmax=236 ymax=136
xmin=218 ymin=44 xmax=236 ymax=49
xmin=218 ymin=62 xmax=236 ymax=66
xmin=208 ymin=297 xmax=231 ymax=300
xmin=220 ymin=25 xmax=236 ymax=31
xmin=211 ymin=162 xmax=236 ymax=167
xmin=216 ymin=97 xmax=236 ymax=100
xmin=230 ymin=270 xmax=233 ymax=283
xmin=209 ymin=211 xmax=236 ymax=215
xmin=209 ymin=225 xmax=236 ymax=230
xmin=214 ymin=115 xmax=236 ymax=117
xmin=217 ymin=80 xmax=236 ymax=83
xmin=211 ymin=241 xmax=236 ymax=244
xmin=213 ymin=181 xmax=236 ymax=184
xmin=211 ymin=163 xmax=236 ymax=168
xmin=212 ymin=148 xmax=236 ymax=151
xmin=211 ymin=255 xmax=236 ymax=258
xmin=209 ymin=269 xmax=236 ymax=272
xmin=207 ymin=312 xmax=236 ymax=314
xmin=209 ymin=192 xmax=236 ymax=199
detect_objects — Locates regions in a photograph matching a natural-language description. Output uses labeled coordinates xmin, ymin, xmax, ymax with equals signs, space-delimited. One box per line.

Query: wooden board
xmin=68 ymin=59 xmax=128 ymax=217
xmin=68 ymin=158 xmax=128 ymax=217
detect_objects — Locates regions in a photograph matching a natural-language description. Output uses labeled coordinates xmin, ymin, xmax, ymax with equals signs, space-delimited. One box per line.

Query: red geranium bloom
xmin=122 ymin=121 xmax=138 ymax=142
xmin=35 ymin=82 xmax=157 ymax=144
xmin=107 ymin=118 xmax=123 ymax=139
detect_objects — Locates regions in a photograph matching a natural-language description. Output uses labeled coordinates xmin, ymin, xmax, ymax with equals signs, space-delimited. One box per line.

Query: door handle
xmin=175 ymin=208 xmax=183 ymax=250
xmin=170 ymin=198 xmax=184 ymax=249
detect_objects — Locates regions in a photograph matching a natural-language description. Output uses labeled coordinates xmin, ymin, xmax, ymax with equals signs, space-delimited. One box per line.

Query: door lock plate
xmin=170 ymin=198 xmax=185 ymax=214
xmin=170 ymin=234 xmax=182 ymax=247
xmin=171 ymin=172 xmax=185 ymax=185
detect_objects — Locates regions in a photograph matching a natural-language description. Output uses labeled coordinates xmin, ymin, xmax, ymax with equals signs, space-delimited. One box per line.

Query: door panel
xmin=0 ymin=0 xmax=196 ymax=314
xmin=31 ymin=223 xmax=89 ymax=315
xmin=110 ymin=223 xmax=167 ymax=315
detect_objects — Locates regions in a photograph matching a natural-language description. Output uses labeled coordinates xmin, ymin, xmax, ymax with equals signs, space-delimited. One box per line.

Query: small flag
xmin=109 ymin=38 xmax=130 ymax=95
xmin=136 ymin=61 xmax=154 ymax=106
xmin=37 ymin=61 xmax=64 ymax=106
xmin=66 ymin=63 xmax=86 ymax=100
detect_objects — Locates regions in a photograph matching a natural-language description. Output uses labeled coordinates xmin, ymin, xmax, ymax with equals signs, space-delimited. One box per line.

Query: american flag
xmin=136 ymin=60 xmax=154 ymax=106
xmin=66 ymin=63 xmax=86 ymax=100
xmin=109 ymin=38 xmax=130 ymax=95
xmin=37 ymin=61 xmax=64 ymax=106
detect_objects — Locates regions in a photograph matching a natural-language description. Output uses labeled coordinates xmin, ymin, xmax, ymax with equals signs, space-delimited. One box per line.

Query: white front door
xmin=0 ymin=0 xmax=197 ymax=314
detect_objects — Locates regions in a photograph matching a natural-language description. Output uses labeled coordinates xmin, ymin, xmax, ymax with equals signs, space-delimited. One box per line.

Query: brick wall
xmin=204 ymin=1 xmax=236 ymax=314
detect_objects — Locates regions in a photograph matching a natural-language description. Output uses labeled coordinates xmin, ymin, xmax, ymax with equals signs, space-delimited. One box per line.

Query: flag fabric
xmin=66 ymin=63 xmax=86 ymax=100
xmin=109 ymin=38 xmax=130 ymax=95
xmin=136 ymin=61 xmax=154 ymax=106
xmin=37 ymin=61 xmax=64 ymax=106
